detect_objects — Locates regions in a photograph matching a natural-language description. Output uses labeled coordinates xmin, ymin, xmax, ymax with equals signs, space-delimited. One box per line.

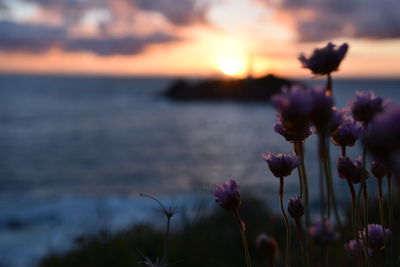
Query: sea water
xmin=0 ymin=75 xmax=399 ymax=266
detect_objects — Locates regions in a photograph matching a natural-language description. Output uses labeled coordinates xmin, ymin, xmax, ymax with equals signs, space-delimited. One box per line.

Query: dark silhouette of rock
xmin=164 ymin=74 xmax=295 ymax=102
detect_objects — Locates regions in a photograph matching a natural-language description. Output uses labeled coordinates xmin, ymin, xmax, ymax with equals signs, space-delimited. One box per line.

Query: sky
xmin=0 ymin=0 xmax=399 ymax=78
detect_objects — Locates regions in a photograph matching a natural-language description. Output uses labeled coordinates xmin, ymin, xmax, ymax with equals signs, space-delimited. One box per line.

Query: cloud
xmin=23 ymin=0 xmax=208 ymax=27
xmin=261 ymin=0 xmax=400 ymax=42
xmin=135 ymin=0 xmax=207 ymax=26
xmin=0 ymin=21 xmax=66 ymax=52
xmin=0 ymin=20 xmax=179 ymax=55
xmin=64 ymin=33 xmax=179 ymax=55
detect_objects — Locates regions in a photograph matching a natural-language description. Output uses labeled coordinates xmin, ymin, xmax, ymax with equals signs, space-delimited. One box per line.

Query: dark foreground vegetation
xmin=39 ymin=196 xmax=400 ymax=267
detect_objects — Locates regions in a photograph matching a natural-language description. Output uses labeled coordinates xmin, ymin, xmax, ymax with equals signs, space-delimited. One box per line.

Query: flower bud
xmin=287 ymin=196 xmax=304 ymax=219
xmin=256 ymin=233 xmax=279 ymax=265
xmin=351 ymin=91 xmax=384 ymax=124
xmin=371 ymin=159 xmax=389 ymax=179
xmin=261 ymin=152 xmax=299 ymax=178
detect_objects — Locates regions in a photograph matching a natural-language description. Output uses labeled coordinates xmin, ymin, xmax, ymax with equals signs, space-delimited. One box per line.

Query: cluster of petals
xmin=363 ymin=104 xmax=400 ymax=172
xmin=212 ymin=180 xmax=242 ymax=211
xmin=309 ymin=89 xmax=341 ymax=134
xmin=287 ymin=196 xmax=304 ymax=219
xmin=272 ymin=86 xmax=342 ymax=140
xmin=358 ymin=224 xmax=391 ymax=251
xmin=331 ymin=117 xmax=362 ymax=147
xmin=371 ymin=159 xmax=389 ymax=179
xmin=299 ymin=42 xmax=349 ymax=75
xmin=337 ymin=156 xmax=368 ymax=184
xmin=271 ymin=87 xmax=313 ymax=142
xmin=261 ymin=152 xmax=299 ymax=178
xmin=351 ymin=91 xmax=384 ymax=124
xmin=308 ymin=218 xmax=340 ymax=245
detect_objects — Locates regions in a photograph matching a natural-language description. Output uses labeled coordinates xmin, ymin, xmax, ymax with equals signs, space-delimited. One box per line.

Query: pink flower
xmin=261 ymin=152 xmax=299 ymax=178
xmin=212 ymin=180 xmax=242 ymax=211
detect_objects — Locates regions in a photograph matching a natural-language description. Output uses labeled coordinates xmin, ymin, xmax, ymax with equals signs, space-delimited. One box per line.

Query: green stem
xmin=279 ymin=177 xmax=291 ymax=267
xmin=295 ymin=141 xmax=310 ymax=226
xmin=234 ymin=209 xmax=252 ymax=267
xmin=323 ymin=137 xmax=342 ymax=229
xmin=387 ymin=173 xmax=393 ymax=229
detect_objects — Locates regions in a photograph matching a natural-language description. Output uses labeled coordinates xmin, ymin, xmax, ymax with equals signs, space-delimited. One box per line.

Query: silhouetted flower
xmin=299 ymin=42 xmax=348 ymax=75
xmin=309 ymin=89 xmax=341 ymax=133
xmin=309 ymin=218 xmax=340 ymax=245
xmin=256 ymin=233 xmax=279 ymax=262
xmin=337 ymin=156 xmax=368 ymax=184
xmin=344 ymin=239 xmax=368 ymax=256
xmin=371 ymin=159 xmax=389 ymax=179
xmin=358 ymin=224 xmax=391 ymax=251
xmin=271 ymin=86 xmax=312 ymax=133
xmin=363 ymin=105 xmax=400 ymax=168
xmin=287 ymin=196 xmax=304 ymax=219
xmin=331 ymin=118 xmax=362 ymax=147
xmin=261 ymin=152 xmax=299 ymax=178
xmin=351 ymin=91 xmax=384 ymax=124
xmin=274 ymin=116 xmax=312 ymax=143
xmin=212 ymin=180 xmax=242 ymax=211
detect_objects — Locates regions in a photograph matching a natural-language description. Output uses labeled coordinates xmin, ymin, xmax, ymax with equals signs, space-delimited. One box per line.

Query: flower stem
xmin=234 ymin=209 xmax=252 ymax=267
xmin=326 ymin=73 xmax=332 ymax=97
xmin=279 ymin=177 xmax=291 ymax=266
xmin=295 ymin=141 xmax=310 ymax=226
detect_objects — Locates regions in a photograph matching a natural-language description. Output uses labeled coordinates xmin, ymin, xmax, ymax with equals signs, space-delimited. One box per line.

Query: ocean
xmin=0 ymin=74 xmax=399 ymax=266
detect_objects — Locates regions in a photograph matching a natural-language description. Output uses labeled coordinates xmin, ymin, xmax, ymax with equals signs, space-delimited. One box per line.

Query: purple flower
xmin=212 ymin=180 xmax=242 ymax=211
xmin=344 ymin=239 xmax=368 ymax=256
xmin=287 ymin=196 xmax=304 ymax=219
xmin=256 ymin=233 xmax=279 ymax=259
xmin=309 ymin=89 xmax=341 ymax=133
xmin=261 ymin=152 xmax=299 ymax=178
xmin=271 ymin=86 xmax=313 ymax=133
xmin=371 ymin=159 xmax=389 ymax=179
xmin=363 ymin=104 xmax=400 ymax=167
xmin=309 ymin=218 xmax=340 ymax=245
xmin=331 ymin=118 xmax=362 ymax=147
xmin=337 ymin=156 xmax=368 ymax=184
xmin=299 ymin=42 xmax=348 ymax=75
xmin=351 ymin=91 xmax=384 ymax=124
xmin=274 ymin=116 xmax=311 ymax=143
xmin=358 ymin=224 xmax=391 ymax=251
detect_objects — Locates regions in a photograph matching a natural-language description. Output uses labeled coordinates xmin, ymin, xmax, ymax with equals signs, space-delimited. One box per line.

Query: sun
xmin=214 ymin=53 xmax=248 ymax=78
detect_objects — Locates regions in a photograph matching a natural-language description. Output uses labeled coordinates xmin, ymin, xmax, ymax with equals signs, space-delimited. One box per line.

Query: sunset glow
xmin=215 ymin=53 xmax=248 ymax=77
xmin=0 ymin=0 xmax=398 ymax=77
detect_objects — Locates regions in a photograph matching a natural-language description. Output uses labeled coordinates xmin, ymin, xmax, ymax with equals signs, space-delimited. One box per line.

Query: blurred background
xmin=0 ymin=0 xmax=399 ymax=266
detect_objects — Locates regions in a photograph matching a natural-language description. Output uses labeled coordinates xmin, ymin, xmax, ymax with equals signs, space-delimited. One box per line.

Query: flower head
xmin=358 ymin=224 xmax=391 ymax=251
xmin=261 ymin=152 xmax=299 ymax=178
xmin=337 ymin=156 xmax=369 ymax=184
xmin=309 ymin=88 xmax=341 ymax=133
xmin=287 ymin=196 xmax=304 ymax=219
xmin=271 ymin=86 xmax=313 ymax=133
xmin=309 ymin=218 xmax=340 ymax=245
xmin=371 ymin=159 xmax=389 ymax=179
xmin=363 ymin=104 xmax=400 ymax=168
xmin=274 ymin=116 xmax=312 ymax=143
xmin=331 ymin=117 xmax=362 ymax=147
xmin=212 ymin=180 xmax=242 ymax=211
xmin=351 ymin=91 xmax=384 ymax=124
xmin=256 ymin=233 xmax=279 ymax=259
xmin=299 ymin=42 xmax=348 ymax=75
